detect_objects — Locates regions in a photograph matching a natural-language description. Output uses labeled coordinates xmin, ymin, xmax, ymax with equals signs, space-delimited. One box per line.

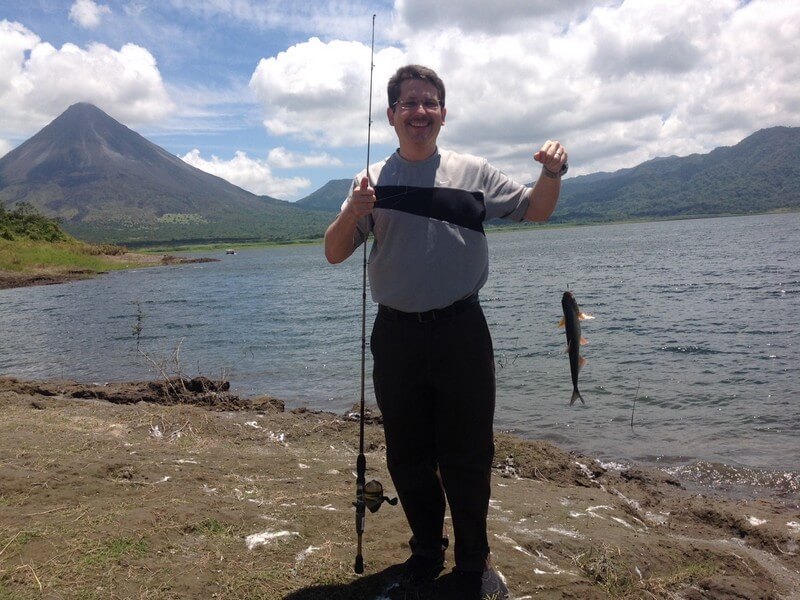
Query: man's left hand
xmin=534 ymin=140 xmax=568 ymax=174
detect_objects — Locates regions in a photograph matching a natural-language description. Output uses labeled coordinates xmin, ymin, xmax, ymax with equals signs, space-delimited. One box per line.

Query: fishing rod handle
xmin=355 ymin=552 xmax=364 ymax=574
xmin=355 ymin=498 xmax=365 ymax=534
xmin=354 ymin=527 xmax=364 ymax=574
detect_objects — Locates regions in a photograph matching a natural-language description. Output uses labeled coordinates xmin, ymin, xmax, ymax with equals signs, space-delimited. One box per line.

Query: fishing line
xmin=630 ymin=378 xmax=641 ymax=428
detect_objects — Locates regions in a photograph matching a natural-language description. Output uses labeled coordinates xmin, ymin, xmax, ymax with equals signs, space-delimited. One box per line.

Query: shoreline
xmin=3 ymin=371 xmax=797 ymax=506
xmin=1 ymin=375 xmax=798 ymax=599
xmin=0 ymin=252 xmax=218 ymax=290
xmin=3 ymin=211 xmax=797 ymax=292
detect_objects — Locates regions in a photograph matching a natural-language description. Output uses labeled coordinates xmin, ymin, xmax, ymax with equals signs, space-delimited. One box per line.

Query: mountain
xmin=553 ymin=126 xmax=800 ymax=223
xmin=0 ymin=103 xmax=333 ymax=246
xmin=295 ymin=179 xmax=351 ymax=211
xmin=2 ymin=105 xmax=796 ymax=247
xmin=285 ymin=127 xmax=800 ymax=221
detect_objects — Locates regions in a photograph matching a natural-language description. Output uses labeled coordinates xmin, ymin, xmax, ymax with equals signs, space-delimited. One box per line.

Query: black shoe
xmin=399 ymin=553 xmax=445 ymax=589
xmin=457 ymin=567 xmax=509 ymax=600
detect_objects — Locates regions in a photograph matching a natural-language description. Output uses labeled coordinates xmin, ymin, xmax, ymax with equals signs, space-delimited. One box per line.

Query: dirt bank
xmin=0 ymin=253 xmax=217 ymax=290
xmin=0 ymin=376 xmax=798 ymax=599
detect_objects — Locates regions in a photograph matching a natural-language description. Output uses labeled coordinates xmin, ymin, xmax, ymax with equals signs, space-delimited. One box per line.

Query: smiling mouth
xmin=408 ymin=119 xmax=431 ymax=128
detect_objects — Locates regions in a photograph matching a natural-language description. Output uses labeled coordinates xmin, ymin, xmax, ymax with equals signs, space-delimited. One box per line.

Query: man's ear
xmin=441 ymin=106 xmax=446 ymax=125
xmin=387 ymin=106 xmax=395 ymax=126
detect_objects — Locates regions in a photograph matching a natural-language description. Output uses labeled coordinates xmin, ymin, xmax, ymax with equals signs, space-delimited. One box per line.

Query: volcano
xmin=0 ymin=103 xmax=331 ymax=245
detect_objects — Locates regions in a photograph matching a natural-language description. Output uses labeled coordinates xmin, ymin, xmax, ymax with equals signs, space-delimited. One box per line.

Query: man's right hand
xmin=324 ymin=177 xmax=375 ymax=264
xmin=344 ymin=177 xmax=376 ymax=220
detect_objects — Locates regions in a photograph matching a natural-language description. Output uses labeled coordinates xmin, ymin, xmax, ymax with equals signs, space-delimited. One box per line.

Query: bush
xmin=80 ymin=243 xmax=128 ymax=256
xmin=0 ymin=202 xmax=71 ymax=242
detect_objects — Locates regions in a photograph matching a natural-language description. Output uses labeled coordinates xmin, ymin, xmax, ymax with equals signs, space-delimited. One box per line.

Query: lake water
xmin=1 ymin=213 xmax=798 ymax=500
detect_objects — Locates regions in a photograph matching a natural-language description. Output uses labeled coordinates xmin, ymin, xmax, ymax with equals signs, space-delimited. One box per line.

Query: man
xmin=324 ymin=64 xmax=567 ymax=599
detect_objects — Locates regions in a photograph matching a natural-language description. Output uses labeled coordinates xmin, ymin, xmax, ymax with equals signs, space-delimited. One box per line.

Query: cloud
xmin=243 ymin=0 xmax=800 ymax=184
xmin=0 ymin=138 xmax=12 ymax=158
xmin=168 ymin=0 xmax=389 ymax=39
xmin=4 ymin=0 xmax=800 ymax=196
xmin=180 ymin=149 xmax=312 ymax=199
xmin=249 ymin=37 xmax=405 ymax=148
xmin=424 ymin=0 xmax=800 ymax=179
xmin=394 ymin=0 xmax=602 ymax=34
xmin=0 ymin=20 xmax=174 ymax=139
xmin=267 ymin=147 xmax=343 ymax=169
xmin=69 ymin=0 xmax=112 ymax=29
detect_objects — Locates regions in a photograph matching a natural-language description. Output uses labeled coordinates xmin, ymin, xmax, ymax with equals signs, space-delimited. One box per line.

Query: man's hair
xmin=387 ymin=65 xmax=446 ymax=109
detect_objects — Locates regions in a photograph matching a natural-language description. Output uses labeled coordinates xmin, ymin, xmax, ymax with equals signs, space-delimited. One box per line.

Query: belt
xmin=378 ymin=293 xmax=480 ymax=323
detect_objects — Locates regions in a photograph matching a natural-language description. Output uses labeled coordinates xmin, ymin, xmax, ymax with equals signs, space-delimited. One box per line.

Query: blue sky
xmin=1 ymin=0 xmax=798 ymax=200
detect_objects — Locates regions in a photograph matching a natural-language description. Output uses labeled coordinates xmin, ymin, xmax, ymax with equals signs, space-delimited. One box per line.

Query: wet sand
xmin=0 ymin=376 xmax=798 ymax=599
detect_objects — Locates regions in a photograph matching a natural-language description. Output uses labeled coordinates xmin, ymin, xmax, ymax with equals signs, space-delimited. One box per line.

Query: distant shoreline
xmin=0 ymin=252 xmax=218 ymax=290
xmin=132 ymin=237 xmax=324 ymax=254
xmin=3 ymin=210 xmax=797 ymax=290
xmin=121 ymin=208 xmax=800 ymax=253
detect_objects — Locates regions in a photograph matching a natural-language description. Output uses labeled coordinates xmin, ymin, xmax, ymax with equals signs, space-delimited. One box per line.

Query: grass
xmin=0 ymin=239 xmax=137 ymax=275
xmin=0 ymin=203 xmax=141 ymax=277
xmin=184 ymin=518 xmax=232 ymax=536
xmin=138 ymin=237 xmax=324 ymax=253
xmin=83 ymin=537 xmax=150 ymax=566
xmin=573 ymin=544 xmax=635 ymax=597
xmin=572 ymin=543 xmax=722 ymax=598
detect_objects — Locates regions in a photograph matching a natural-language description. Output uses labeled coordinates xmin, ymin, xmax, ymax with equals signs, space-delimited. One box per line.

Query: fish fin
xmin=579 ymin=356 xmax=587 ymax=370
xmin=579 ymin=313 xmax=595 ymax=321
xmin=565 ymin=342 xmax=571 ymax=353
xmin=580 ymin=337 xmax=589 ymax=345
xmin=570 ymin=389 xmax=584 ymax=405
xmin=558 ymin=317 xmax=565 ymax=328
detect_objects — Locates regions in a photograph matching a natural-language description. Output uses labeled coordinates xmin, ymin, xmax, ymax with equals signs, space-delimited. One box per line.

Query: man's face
xmin=387 ymin=79 xmax=446 ymax=160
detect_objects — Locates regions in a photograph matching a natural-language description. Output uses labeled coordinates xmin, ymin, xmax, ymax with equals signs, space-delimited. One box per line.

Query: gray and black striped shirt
xmin=346 ymin=148 xmax=531 ymax=312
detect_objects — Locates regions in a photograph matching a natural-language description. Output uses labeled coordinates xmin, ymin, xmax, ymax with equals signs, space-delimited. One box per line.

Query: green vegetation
xmin=137 ymin=237 xmax=323 ymax=253
xmin=0 ymin=239 xmax=126 ymax=274
xmin=0 ymin=202 xmax=70 ymax=243
xmin=83 ymin=537 xmax=149 ymax=566
xmin=554 ymin=126 xmax=800 ymax=224
xmin=184 ymin=518 xmax=232 ymax=537
xmin=0 ymin=202 xmax=137 ymax=278
xmin=156 ymin=212 xmax=209 ymax=225
xmin=62 ymin=209 xmax=333 ymax=248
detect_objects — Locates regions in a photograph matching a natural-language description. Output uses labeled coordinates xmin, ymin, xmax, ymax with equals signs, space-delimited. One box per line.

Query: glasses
xmin=392 ymin=99 xmax=442 ymax=112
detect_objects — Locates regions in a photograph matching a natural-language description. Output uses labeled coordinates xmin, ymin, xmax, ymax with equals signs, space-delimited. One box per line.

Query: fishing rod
xmin=354 ymin=14 xmax=396 ymax=576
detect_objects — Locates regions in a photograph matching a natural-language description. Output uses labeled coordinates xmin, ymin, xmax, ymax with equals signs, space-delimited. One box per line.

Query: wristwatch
xmin=543 ymin=163 xmax=569 ymax=179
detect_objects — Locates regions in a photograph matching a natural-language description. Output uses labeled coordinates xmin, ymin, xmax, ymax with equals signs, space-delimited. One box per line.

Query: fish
xmin=559 ymin=291 xmax=594 ymax=405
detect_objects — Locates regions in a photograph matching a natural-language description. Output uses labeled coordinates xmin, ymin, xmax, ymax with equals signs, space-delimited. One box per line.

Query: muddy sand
xmin=0 ymin=376 xmax=798 ymax=599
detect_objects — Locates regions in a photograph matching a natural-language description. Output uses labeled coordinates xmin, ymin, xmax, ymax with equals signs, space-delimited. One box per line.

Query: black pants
xmin=370 ymin=302 xmax=495 ymax=572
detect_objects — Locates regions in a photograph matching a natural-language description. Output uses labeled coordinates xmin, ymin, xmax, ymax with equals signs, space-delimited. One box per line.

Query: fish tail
xmin=570 ymin=388 xmax=585 ymax=406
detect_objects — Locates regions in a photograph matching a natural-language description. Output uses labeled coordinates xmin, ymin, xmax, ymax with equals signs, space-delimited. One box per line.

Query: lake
xmin=1 ymin=213 xmax=798 ymax=499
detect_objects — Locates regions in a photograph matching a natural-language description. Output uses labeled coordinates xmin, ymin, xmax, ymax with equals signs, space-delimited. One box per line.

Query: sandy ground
xmin=0 ymin=376 xmax=798 ymax=599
